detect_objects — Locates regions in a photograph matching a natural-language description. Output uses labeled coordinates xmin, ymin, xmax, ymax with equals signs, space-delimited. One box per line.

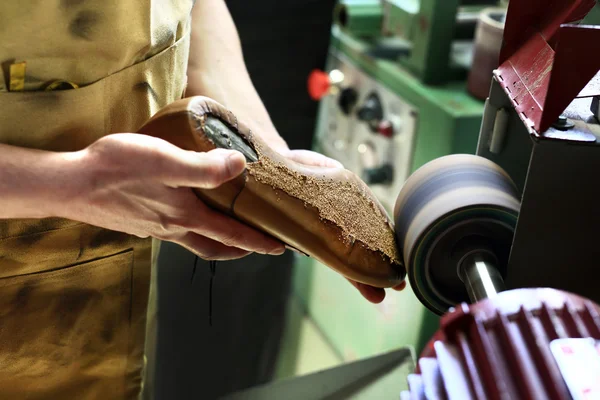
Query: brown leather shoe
xmin=137 ymin=96 xmax=404 ymax=288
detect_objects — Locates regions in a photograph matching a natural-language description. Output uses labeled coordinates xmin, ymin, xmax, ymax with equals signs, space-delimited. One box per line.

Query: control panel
xmin=312 ymin=53 xmax=419 ymax=213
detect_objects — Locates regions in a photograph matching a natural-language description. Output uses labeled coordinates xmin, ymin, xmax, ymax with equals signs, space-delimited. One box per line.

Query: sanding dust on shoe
xmin=248 ymin=142 xmax=400 ymax=265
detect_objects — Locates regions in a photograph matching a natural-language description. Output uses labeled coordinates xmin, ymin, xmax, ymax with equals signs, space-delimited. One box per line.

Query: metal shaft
xmin=459 ymin=251 xmax=506 ymax=303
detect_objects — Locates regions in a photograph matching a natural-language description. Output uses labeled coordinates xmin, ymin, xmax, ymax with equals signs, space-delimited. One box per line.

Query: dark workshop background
xmin=151 ymin=1 xmax=337 ymax=399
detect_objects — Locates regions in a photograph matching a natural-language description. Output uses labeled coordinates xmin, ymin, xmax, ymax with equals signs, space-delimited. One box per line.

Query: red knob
xmin=377 ymin=120 xmax=394 ymax=138
xmin=308 ymin=69 xmax=331 ymax=100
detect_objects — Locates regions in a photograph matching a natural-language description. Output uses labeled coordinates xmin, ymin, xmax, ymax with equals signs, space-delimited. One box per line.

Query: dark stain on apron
xmin=1 ymin=59 xmax=14 ymax=87
xmin=18 ymin=91 xmax=62 ymax=108
xmin=153 ymin=29 xmax=176 ymax=56
xmin=13 ymin=283 xmax=34 ymax=311
xmin=134 ymin=81 xmax=160 ymax=104
xmin=88 ymin=229 xmax=129 ymax=251
xmin=69 ymin=10 xmax=101 ymax=40
xmin=54 ymin=288 xmax=98 ymax=328
xmin=100 ymin=314 xmax=117 ymax=343
xmin=0 ymin=226 xmax=9 ymax=241
xmin=16 ymin=235 xmax=45 ymax=247
xmin=16 ymin=228 xmax=48 ymax=247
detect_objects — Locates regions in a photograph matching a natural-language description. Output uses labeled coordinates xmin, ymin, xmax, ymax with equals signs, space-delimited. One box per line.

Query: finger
xmin=162 ymin=148 xmax=248 ymax=189
xmin=392 ymin=281 xmax=407 ymax=291
xmin=284 ymin=150 xmax=344 ymax=169
xmin=178 ymin=232 xmax=252 ymax=260
xmin=347 ymin=279 xmax=386 ymax=303
xmin=189 ymin=198 xmax=286 ymax=255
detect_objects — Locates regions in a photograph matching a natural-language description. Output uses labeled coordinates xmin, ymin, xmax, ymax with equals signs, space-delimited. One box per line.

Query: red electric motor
xmin=402 ymin=289 xmax=600 ymax=399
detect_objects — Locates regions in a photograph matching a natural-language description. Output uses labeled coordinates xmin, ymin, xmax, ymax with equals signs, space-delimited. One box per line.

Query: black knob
xmin=363 ymin=164 xmax=394 ymax=185
xmin=338 ymin=88 xmax=358 ymax=115
xmin=356 ymin=92 xmax=383 ymax=123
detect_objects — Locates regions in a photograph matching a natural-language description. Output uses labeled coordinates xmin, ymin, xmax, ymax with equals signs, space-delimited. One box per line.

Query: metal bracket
xmin=220 ymin=348 xmax=414 ymax=400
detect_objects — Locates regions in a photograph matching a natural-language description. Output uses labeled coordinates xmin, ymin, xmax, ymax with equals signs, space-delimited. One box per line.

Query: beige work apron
xmin=0 ymin=2 xmax=192 ymax=398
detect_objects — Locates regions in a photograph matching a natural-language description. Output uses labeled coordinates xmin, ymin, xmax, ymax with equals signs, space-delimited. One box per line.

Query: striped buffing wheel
xmin=393 ymin=155 xmax=521 ymax=315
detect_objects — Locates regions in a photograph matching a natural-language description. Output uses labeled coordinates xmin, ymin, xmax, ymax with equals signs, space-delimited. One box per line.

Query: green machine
xmin=293 ymin=0 xmax=502 ymax=367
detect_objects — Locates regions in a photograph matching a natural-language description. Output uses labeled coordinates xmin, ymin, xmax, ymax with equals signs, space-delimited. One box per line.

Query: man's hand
xmin=281 ymin=149 xmax=406 ymax=303
xmin=62 ymin=133 xmax=285 ymax=260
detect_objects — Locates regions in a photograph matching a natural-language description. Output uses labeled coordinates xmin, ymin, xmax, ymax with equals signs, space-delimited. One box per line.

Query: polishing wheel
xmin=393 ymin=154 xmax=521 ymax=315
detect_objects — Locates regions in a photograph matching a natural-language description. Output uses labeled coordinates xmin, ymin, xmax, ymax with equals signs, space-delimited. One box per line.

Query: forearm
xmin=0 ymin=144 xmax=83 ymax=219
xmin=186 ymin=0 xmax=289 ymax=152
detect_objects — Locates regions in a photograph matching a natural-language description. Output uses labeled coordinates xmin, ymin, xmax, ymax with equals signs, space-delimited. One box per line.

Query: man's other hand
xmin=280 ymin=148 xmax=406 ymax=303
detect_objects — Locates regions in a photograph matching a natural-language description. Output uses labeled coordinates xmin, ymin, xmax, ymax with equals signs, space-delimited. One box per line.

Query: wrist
xmin=185 ymin=76 xmax=289 ymax=153
xmin=257 ymin=127 xmax=289 ymax=153
xmin=39 ymin=150 xmax=92 ymax=220
xmin=0 ymin=145 xmax=90 ymax=220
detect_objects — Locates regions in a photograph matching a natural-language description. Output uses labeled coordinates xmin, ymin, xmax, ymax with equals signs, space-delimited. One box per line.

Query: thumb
xmin=166 ymin=148 xmax=247 ymax=189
